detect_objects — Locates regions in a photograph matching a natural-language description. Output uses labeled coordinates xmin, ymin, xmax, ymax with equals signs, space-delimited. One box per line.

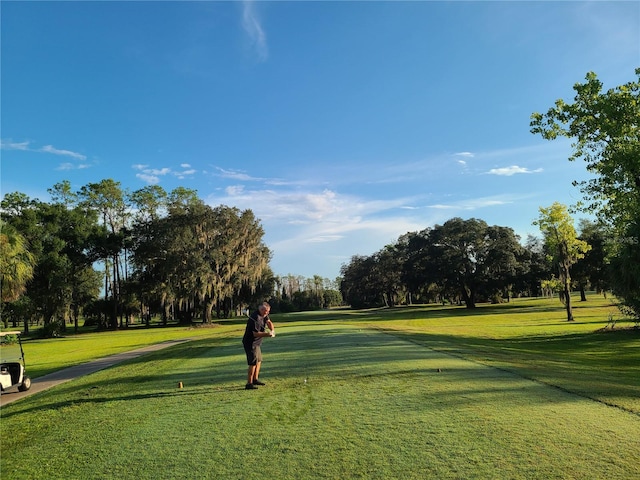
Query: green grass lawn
xmin=13 ymin=323 xmax=242 ymax=378
xmin=1 ymin=295 xmax=639 ymax=479
xmin=362 ymin=296 xmax=640 ymax=414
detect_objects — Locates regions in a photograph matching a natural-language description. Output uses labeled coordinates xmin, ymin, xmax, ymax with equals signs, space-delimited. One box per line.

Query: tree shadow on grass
xmin=5 ymin=323 xmax=638 ymax=419
xmin=296 ymin=298 xmax=619 ymax=324
xmin=0 ymin=383 xmax=250 ymax=420
xmin=383 ymin=327 xmax=640 ymax=358
xmin=381 ymin=328 xmax=640 ymax=413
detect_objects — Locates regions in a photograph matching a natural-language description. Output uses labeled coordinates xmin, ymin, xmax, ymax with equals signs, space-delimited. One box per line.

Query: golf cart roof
xmin=0 ymin=331 xmax=22 ymax=337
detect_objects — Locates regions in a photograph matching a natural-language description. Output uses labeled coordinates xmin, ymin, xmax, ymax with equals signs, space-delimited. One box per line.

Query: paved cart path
xmin=0 ymin=339 xmax=190 ymax=407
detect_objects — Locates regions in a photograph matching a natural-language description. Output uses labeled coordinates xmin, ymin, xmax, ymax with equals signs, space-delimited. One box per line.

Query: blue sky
xmin=1 ymin=1 xmax=639 ymax=280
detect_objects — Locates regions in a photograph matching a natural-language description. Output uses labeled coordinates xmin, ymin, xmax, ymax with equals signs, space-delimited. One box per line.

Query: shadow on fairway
xmin=5 ymin=322 xmax=637 ymax=418
xmin=382 ymin=328 xmax=640 ymax=412
xmin=276 ymin=297 xmax=619 ymax=325
xmin=0 ymin=383 xmax=251 ymax=420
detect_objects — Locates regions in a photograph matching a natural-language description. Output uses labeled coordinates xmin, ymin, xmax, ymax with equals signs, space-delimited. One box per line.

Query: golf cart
xmin=0 ymin=331 xmax=31 ymax=393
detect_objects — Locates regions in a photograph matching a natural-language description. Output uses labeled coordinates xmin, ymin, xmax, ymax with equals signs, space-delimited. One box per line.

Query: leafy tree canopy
xmin=530 ymin=69 xmax=640 ymax=232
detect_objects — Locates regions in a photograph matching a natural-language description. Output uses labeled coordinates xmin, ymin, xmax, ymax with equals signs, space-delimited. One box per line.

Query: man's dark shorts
xmin=244 ymin=343 xmax=262 ymax=365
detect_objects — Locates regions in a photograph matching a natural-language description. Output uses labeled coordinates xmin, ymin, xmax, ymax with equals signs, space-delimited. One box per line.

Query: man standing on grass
xmin=242 ymin=302 xmax=275 ymax=390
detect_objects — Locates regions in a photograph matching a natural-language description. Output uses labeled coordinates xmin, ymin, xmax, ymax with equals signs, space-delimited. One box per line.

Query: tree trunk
xmin=114 ymin=255 xmax=122 ymax=329
xmin=563 ymin=266 xmax=574 ymax=321
xmin=387 ymin=291 xmax=396 ymax=307
xmin=564 ymin=286 xmax=574 ymax=321
xmin=73 ymin=304 xmax=79 ymax=334
xmin=162 ymin=303 xmax=170 ymax=326
xmin=461 ymin=285 xmax=476 ymax=308
xmin=203 ymin=300 xmax=214 ymax=324
xmin=579 ymin=284 xmax=587 ymax=301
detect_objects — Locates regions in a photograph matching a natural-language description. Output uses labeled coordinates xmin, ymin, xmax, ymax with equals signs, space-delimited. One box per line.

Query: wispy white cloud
xmin=226 ymin=185 xmax=245 ymax=196
xmin=428 ymin=204 xmax=457 ymax=210
xmin=428 ymin=196 xmax=513 ymax=211
xmin=211 ymin=184 xmax=420 ymax=224
xmin=206 ymin=185 xmax=425 ymax=266
xmin=242 ymin=0 xmax=268 ymax=62
xmin=40 ymin=144 xmax=87 ymax=160
xmin=54 ymin=162 xmax=91 ymax=171
xmin=221 ymin=187 xmax=345 ymax=222
xmin=307 ymin=235 xmax=344 ymax=243
xmin=133 ymin=163 xmax=198 ymax=184
xmin=1 ymin=139 xmax=87 ymax=162
xmin=455 ymin=152 xmax=474 ymax=158
xmin=136 ymin=173 xmax=160 ymax=184
xmin=487 ymin=165 xmax=543 ymax=176
xmin=269 ymin=214 xmax=425 ymax=257
xmin=56 ymin=162 xmax=75 ymax=171
xmin=217 ymin=173 xmax=300 ymax=187
xmin=1 ymin=139 xmax=30 ymax=151
xmin=460 ymin=142 xmax=570 ymax=163
xmin=147 ymin=167 xmax=172 ymax=176
xmin=215 ymin=166 xmax=263 ymax=182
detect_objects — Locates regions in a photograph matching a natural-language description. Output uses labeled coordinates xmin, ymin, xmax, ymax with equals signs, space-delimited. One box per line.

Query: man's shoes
xmin=245 ymin=383 xmax=258 ymax=390
xmin=252 ymin=379 xmax=266 ymax=386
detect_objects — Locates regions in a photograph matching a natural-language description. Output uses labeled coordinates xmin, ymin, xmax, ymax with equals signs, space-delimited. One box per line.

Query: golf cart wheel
xmin=18 ymin=376 xmax=31 ymax=392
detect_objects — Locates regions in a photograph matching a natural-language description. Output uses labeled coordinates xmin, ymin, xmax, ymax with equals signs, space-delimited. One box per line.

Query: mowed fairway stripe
xmin=254 ymin=324 xmax=640 ymax=479
xmin=1 ymin=323 xmax=639 ymax=480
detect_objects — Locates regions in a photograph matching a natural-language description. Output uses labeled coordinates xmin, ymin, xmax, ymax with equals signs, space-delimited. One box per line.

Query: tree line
xmin=0 ymin=180 xmax=342 ymax=335
xmin=339 ymin=212 xmax=606 ymax=313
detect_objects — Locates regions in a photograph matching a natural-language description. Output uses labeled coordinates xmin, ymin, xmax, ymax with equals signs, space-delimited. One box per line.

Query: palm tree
xmin=0 ymin=220 xmax=35 ymax=304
